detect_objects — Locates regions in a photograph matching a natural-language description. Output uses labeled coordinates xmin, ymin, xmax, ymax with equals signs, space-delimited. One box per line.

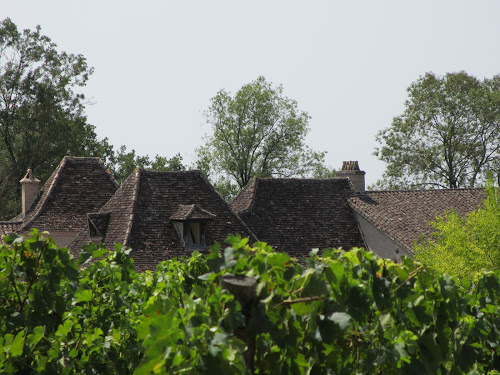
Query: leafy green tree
xmin=415 ymin=180 xmax=500 ymax=280
xmin=374 ymin=72 xmax=500 ymax=189
xmin=0 ymin=18 xmax=113 ymax=219
xmin=196 ymin=76 xmax=332 ymax=199
xmin=2 ymin=231 xmax=500 ymax=373
xmin=108 ymin=145 xmax=186 ymax=183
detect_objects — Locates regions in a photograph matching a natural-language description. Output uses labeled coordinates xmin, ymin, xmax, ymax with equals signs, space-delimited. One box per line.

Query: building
xmin=69 ymin=168 xmax=257 ymax=271
xmin=0 ymin=157 xmax=119 ymax=246
xmin=230 ymin=177 xmax=366 ymax=257
xmin=1 ymin=156 xmax=491 ymax=268
xmin=348 ymin=188 xmax=487 ymax=260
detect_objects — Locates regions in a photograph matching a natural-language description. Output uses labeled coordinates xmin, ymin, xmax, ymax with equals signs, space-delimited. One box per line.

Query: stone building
xmin=1 ymin=156 xmax=491 ymax=268
xmin=230 ymin=176 xmax=366 ymax=257
xmin=69 ymin=168 xmax=256 ymax=271
xmin=0 ymin=157 xmax=118 ymax=246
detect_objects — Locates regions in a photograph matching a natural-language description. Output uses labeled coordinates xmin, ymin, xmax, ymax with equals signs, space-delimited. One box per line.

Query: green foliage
xmin=108 ymin=145 xmax=186 ymax=183
xmin=0 ymin=18 xmax=188 ymax=216
xmin=375 ymin=72 xmax=500 ymax=190
xmin=415 ymin=181 xmax=500 ymax=280
xmin=0 ymin=230 xmax=143 ymax=373
xmin=0 ymin=18 xmax=114 ymax=219
xmin=196 ymin=76 xmax=332 ymax=198
xmin=1 ymin=231 xmax=500 ymax=373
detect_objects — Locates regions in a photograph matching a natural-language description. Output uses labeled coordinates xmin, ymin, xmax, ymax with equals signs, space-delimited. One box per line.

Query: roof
xmin=230 ymin=177 xmax=366 ymax=257
xmin=70 ymin=169 xmax=257 ymax=271
xmin=4 ymin=157 xmax=119 ymax=235
xmin=0 ymin=220 xmax=22 ymax=237
xmin=170 ymin=204 xmax=216 ymax=221
xmin=348 ymin=188 xmax=488 ymax=254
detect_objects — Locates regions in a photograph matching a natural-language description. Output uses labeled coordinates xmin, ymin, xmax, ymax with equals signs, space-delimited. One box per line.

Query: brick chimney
xmin=337 ymin=161 xmax=365 ymax=192
xmin=19 ymin=169 xmax=40 ymax=217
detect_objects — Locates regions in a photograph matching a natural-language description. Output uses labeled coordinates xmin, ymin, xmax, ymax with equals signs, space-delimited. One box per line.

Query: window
xmin=170 ymin=204 xmax=215 ymax=252
xmin=87 ymin=212 xmax=110 ymax=241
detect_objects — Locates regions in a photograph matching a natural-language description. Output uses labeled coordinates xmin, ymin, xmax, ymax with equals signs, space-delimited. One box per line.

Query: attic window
xmin=170 ymin=204 xmax=216 ymax=252
xmin=173 ymin=221 xmax=207 ymax=250
xmin=87 ymin=213 xmax=110 ymax=240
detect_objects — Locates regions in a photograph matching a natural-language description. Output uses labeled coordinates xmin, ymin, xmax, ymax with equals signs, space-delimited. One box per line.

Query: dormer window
xmin=87 ymin=212 xmax=110 ymax=241
xmin=170 ymin=204 xmax=216 ymax=252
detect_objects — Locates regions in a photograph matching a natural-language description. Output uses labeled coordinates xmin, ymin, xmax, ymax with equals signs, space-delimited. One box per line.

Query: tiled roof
xmin=70 ymin=169 xmax=257 ymax=271
xmin=18 ymin=157 xmax=119 ymax=233
xmin=348 ymin=188 xmax=487 ymax=254
xmin=0 ymin=221 xmax=22 ymax=237
xmin=230 ymin=177 xmax=366 ymax=257
xmin=1 ymin=157 xmax=118 ymax=239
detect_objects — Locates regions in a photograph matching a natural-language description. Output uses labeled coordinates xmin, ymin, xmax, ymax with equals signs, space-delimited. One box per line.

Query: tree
xmin=196 ymin=76 xmax=333 ymax=199
xmin=374 ymin=72 xmax=500 ymax=190
xmin=0 ymin=18 xmax=112 ymax=218
xmin=108 ymin=145 xmax=186 ymax=184
xmin=414 ymin=180 xmax=500 ymax=280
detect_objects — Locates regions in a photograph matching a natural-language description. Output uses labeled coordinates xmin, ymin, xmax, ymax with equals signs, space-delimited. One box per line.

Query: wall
xmin=354 ymin=213 xmax=411 ymax=261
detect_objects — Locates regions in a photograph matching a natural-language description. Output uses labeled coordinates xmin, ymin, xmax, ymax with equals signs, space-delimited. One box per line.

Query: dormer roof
xmin=170 ymin=204 xmax=216 ymax=221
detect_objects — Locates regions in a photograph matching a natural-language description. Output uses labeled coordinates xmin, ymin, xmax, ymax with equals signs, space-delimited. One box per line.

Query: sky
xmin=3 ymin=1 xmax=500 ymax=187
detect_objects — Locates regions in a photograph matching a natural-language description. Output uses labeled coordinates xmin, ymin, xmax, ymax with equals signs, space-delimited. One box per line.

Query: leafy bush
xmin=415 ymin=181 xmax=500 ymax=280
xmin=1 ymin=231 xmax=499 ymax=374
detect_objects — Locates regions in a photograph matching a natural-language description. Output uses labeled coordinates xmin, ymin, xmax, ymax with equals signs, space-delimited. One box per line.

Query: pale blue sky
xmin=3 ymin=1 xmax=500 ymax=186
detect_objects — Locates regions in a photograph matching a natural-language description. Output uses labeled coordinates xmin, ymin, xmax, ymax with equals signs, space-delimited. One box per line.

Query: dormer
xmin=170 ymin=204 xmax=216 ymax=252
xmin=87 ymin=212 xmax=111 ymax=241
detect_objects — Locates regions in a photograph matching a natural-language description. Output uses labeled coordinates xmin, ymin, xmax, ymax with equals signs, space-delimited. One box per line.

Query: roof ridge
xmin=243 ymin=177 xmax=259 ymax=214
xmin=253 ymin=177 xmax=341 ymax=182
xmin=186 ymin=204 xmax=196 ymax=217
xmin=64 ymin=156 xmax=120 ymax=189
xmin=365 ymin=187 xmax=486 ymax=194
xmin=96 ymin=158 xmax=120 ymax=189
xmin=197 ymin=172 xmax=259 ymax=242
xmin=123 ymin=167 xmax=141 ymax=246
xmin=231 ymin=177 xmax=258 ymax=214
xmin=141 ymin=169 xmax=201 ymax=175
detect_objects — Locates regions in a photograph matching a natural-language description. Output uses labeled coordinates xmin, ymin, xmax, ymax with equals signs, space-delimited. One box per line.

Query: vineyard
xmin=1 ymin=230 xmax=500 ymax=374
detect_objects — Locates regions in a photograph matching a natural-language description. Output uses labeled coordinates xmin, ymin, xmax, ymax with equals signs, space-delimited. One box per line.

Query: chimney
xmin=19 ymin=169 xmax=40 ymax=217
xmin=337 ymin=161 xmax=366 ymax=192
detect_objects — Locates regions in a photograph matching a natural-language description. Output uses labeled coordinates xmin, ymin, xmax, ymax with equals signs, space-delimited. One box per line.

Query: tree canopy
xmin=0 ymin=18 xmax=187 ymax=218
xmin=415 ymin=180 xmax=500 ymax=280
xmin=375 ymin=72 xmax=500 ymax=190
xmin=109 ymin=146 xmax=186 ymax=184
xmin=0 ymin=18 xmax=112 ymax=218
xmin=196 ymin=76 xmax=333 ymax=200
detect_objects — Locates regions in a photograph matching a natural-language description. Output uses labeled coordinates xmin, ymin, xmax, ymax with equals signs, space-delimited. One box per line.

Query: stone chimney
xmin=19 ymin=169 xmax=40 ymax=217
xmin=337 ymin=161 xmax=366 ymax=192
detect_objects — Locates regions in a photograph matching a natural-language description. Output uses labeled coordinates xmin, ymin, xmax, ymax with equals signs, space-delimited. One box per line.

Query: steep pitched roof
xmin=230 ymin=177 xmax=366 ymax=257
xmin=70 ymin=169 xmax=257 ymax=271
xmin=15 ymin=157 xmax=119 ymax=233
xmin=348 ymin=188 xmax=487 ymax=254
